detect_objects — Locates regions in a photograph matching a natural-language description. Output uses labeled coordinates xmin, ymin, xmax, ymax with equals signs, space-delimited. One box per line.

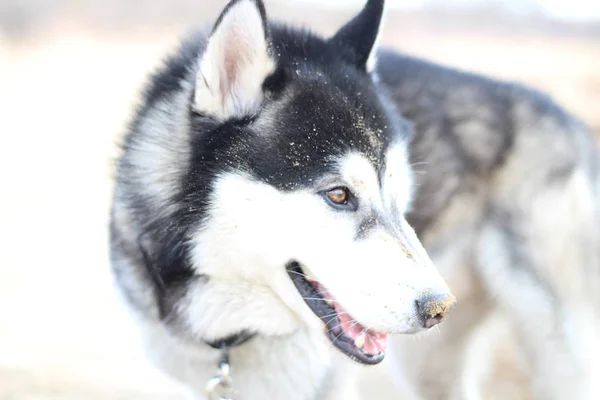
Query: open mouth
xmin=286 ymin=262 xmax=388 ymax=365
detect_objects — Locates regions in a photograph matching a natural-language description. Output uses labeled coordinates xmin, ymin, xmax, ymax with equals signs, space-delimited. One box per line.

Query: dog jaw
xmin=186 ymin=166 xmax=453 ymax=352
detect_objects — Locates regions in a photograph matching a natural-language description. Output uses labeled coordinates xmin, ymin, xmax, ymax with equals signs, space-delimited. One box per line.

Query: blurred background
xmin=0 ymin=0 xmax=598 ymax=398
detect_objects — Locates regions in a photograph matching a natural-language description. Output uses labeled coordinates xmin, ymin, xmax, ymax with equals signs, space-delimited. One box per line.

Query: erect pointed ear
xmin=193 ymin=0 xmax=275 ymax=120
xmin=330 ymin=0 xmax=385 ymax=72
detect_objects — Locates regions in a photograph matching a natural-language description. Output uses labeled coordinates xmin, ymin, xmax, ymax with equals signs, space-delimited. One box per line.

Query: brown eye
xmin=326 ymin=187 xmax=349 ymax=205
xmin=323 ymin=186 xmax=357 ymax=211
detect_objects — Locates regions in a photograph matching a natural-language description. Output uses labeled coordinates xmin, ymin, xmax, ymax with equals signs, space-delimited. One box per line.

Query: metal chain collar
xmin=205 ymin=347 xmax=235 ymax=400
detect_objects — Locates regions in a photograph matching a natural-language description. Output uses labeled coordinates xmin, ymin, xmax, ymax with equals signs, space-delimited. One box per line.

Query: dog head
xmin=140 ymin=0 xmax=455 ymax=365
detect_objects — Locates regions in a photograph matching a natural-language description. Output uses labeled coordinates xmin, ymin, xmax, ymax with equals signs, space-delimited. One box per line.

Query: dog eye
xmin=323 ymin=187 xmax=356 ymax=211
xmin=327 ymin=188 xmax=348 ymax=204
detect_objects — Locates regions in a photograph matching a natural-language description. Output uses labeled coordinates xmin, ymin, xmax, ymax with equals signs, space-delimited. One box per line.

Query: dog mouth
xmin=286 ymin=262 xmax=387 ymax=365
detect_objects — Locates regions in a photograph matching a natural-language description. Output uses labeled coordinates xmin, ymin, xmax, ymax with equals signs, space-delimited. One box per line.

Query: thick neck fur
xmin=137 ymin=316 xmax=358 ymax=400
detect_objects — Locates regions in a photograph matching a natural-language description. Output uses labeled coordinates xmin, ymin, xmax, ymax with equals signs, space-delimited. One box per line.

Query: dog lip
xmin=326 ymin=329 xmax=385 ymax=365
xmin=286 ymin=262 xmax=337 ymax=325
xmin=285 ymin=262 xmax=386 ymax=365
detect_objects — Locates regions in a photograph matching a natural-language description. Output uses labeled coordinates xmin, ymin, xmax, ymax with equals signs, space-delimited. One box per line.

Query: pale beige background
xmin=1 ymin=1 xmax=599 ymax=398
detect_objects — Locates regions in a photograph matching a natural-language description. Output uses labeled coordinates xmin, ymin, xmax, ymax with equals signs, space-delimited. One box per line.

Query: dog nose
xmin=415 ymin=293 xmax=456 ymax=329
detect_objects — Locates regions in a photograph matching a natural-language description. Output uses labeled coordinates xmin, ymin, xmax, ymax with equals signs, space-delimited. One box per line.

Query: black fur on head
xmin=331 ymin=0 xmax=385 ymax=70
xmin=186 ymin=23 xmax=408 ymax=193
xmin=119 ymin=0 xmax=406 ymax=311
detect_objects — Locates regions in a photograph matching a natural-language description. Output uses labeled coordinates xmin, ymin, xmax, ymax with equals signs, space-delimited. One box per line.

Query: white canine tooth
xmin=325 ymin=298 xmax=335 ymax=307
xmin=354 ymin=334 xmax=366 ymax=350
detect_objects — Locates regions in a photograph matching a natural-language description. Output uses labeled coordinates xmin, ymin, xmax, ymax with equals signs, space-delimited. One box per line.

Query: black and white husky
xmin=110 ymin=0 xmax=600 ymax=399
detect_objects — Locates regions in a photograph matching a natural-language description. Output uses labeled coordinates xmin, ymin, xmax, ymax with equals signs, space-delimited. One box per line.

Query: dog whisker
xmin=320 ymin=311 xmax=342 ymax=319
xmin=324 ymin=311 xmax=349 ymax=326
xmin=288 ymin=270 xmax=309 ymax=278
xmin=330 ymin=320 xmax=355 ymax=341
xmin=331 ymin=319 xmax=363 ymax=343
xmin=301 ymin=297 xmax=338 ymax=303
xmin=327 ymin=317 xmax=359 ymax=335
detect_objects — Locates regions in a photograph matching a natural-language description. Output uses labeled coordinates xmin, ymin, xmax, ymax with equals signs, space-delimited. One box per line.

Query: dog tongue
xmin=315 ymin=283 xmax=388 ymax=355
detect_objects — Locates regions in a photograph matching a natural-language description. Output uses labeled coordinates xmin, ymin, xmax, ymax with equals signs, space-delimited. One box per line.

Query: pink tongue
xmin=334 ymin=301 xmax=388 ymax=355
xmin=315 ymin=283 xmax=388 ymax=355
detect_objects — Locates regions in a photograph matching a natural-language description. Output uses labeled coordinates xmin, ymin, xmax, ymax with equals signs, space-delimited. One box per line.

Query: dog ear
xmin=194 ymin=0 xmax=274 ymax=120
xmin=330 ymin=0 xmax=385 ymax=72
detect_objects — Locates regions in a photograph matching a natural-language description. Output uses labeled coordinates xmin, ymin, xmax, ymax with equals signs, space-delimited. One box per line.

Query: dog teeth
xmin=354 ymin=334 xmax=366 ymax=350
xmin=325 ymin=298 xmax=335 ymax=308
xmin=304 ymin=270 xmax=317 ymax=282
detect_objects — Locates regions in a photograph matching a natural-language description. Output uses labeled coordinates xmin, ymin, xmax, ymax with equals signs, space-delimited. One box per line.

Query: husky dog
xmin=110 ymin=0 xmax=600 ymax=399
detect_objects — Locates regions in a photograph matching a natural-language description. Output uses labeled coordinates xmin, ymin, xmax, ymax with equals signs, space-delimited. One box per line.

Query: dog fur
xmin=110 ymin=0 xmax=600 ymax=399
